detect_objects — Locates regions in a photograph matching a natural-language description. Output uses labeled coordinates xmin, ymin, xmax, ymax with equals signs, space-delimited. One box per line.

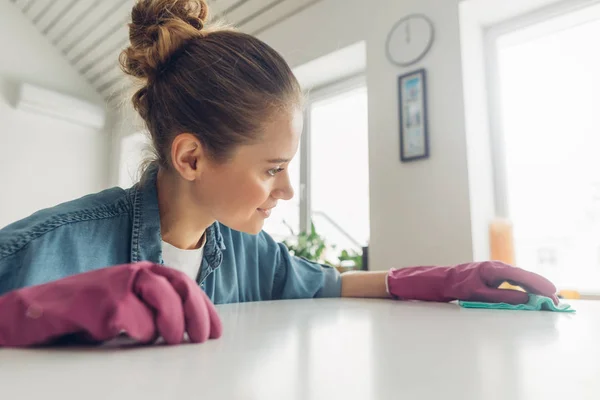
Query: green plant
xmin=338 ymin=249 xmax=363 ymax=270
xmin=281 ymin=220 xmax=363 ymax=270
xmin=282 ymin=222 xmax=328 ymax=263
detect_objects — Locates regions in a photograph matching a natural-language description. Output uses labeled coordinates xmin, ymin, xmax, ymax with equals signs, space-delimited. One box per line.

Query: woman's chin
xmin=220 ymin=217 xmax=265 ymax=235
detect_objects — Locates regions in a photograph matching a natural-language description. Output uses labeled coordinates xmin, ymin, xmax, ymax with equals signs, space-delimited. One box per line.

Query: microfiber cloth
xmin=459 ymin=294 xmax=575 ymax=312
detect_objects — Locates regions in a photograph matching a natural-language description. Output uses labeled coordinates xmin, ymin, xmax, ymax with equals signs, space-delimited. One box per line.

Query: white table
xmin=0 ymin=298 xmax=598 ymax=400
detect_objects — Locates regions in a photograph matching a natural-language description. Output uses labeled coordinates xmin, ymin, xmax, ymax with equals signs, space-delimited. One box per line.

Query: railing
xmin=311 ymin=210 xmax=364 ymax=249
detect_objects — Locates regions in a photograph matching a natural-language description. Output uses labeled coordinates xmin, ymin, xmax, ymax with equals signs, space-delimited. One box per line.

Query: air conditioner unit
xmin=15 ymin=82 xmax=106 ymax=130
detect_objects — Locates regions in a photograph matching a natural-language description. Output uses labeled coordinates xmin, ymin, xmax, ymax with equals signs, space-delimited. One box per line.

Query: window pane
xmin=310 ymin=86 xmax=370 ymax=263
xmin=497 ymin=10 xmax=600 ymax=292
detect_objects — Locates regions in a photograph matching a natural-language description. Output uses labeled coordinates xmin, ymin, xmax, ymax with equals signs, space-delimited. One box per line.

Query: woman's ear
xmin=170 ymin=133 xmax=206 ymax=181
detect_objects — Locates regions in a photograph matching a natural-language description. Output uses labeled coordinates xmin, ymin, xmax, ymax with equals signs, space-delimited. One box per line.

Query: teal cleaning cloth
xmin=459 ymin=294 xmax=575 ymax=312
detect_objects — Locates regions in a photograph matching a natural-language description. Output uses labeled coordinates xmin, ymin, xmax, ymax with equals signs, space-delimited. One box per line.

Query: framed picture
xmin=398 ymin=68 xmax=429 ymax=162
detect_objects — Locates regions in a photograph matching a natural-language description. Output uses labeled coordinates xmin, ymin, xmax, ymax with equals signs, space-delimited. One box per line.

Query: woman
xmin=0 ymin=0 xmax=558 ymax=347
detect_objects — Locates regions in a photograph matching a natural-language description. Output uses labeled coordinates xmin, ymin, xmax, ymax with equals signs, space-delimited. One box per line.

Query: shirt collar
xmin=130 ymin=163 xmax=226 ymax=281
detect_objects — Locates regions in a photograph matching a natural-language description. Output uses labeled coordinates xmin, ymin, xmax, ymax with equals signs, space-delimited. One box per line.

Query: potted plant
xmin=282 ymin=222 xmax=328 ymax=264
xmin=281 ymin=221 xmax=363 ymax=273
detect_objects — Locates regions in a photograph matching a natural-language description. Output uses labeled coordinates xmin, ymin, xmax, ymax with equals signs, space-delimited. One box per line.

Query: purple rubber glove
xmin=0 ymin=261 xmax=222 ymax=347
xmin=387 ymin=261 xmax=559 ymax=305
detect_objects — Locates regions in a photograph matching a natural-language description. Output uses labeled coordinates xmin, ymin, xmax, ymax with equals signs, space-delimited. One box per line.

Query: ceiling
xmin=10 ymin=0 xmax=320 ymax=106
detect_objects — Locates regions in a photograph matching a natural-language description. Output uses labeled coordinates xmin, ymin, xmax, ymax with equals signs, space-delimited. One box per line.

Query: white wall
xmin=259 ymin=0 xmax=474 ymax=269
xmin=367 ymin=0 xmax=473 ymax=268
xmin=0 ymin=2 xmax=109 ymax=228
xmin=259 ymin=0 xmax=368 ymax=72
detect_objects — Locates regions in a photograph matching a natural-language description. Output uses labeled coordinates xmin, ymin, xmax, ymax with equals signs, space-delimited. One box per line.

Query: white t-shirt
xmin=161 ymin=239 xmax=205 ymax=281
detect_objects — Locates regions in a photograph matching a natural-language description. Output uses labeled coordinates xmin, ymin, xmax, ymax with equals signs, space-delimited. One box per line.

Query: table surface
xmin=0 ymin=298 xmax=598 ymax=400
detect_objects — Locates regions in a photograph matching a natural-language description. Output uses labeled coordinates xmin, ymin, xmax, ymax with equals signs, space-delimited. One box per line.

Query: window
xmin=489 ymin=3 xmax=600 ymax=293
xmin=309 ymin=84 xmax=370 ymax=259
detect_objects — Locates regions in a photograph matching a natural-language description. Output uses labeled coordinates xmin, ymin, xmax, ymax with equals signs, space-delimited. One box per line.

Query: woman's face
xmin=193 ymin=109 xmax=302 ymax=234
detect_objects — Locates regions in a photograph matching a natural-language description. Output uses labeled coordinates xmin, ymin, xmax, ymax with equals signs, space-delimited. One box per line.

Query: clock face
xmin=386 ymin=15 xmax=434 ymax=67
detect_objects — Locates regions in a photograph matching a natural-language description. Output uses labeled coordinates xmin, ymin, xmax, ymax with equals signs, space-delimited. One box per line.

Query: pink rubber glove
xmin=0 ymin=261 xmax=222 ymax=347
xmin=387 ymin=261 xmax=558 ymax=305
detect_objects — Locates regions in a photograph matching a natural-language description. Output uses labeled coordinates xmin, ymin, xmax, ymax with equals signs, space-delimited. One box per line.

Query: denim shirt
xmin=0 ymin=168 xmax=342 ymax=302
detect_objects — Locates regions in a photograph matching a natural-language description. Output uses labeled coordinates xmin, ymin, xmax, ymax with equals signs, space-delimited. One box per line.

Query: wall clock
xmin=386 ymin=14 xmax=435 ymax=67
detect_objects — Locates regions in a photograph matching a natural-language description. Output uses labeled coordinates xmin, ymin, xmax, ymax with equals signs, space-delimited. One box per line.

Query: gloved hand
xmin=387 ymin=261 xmax=558 ymax=305
xmin=0 ymin=261 xmax=222 ymax=347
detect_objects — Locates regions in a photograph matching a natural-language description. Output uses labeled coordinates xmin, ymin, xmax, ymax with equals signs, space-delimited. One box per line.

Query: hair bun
xmin=120 ymin=0 xmax=209 ymax=81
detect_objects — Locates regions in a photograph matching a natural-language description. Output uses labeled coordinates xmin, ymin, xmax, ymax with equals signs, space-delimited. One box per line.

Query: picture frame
xmin=398 ymin=68 xmax=429 ymax=162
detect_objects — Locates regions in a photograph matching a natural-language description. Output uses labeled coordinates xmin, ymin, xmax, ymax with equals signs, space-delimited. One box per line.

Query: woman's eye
xmin=267 ymin=167 xmax=284 ymax=177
